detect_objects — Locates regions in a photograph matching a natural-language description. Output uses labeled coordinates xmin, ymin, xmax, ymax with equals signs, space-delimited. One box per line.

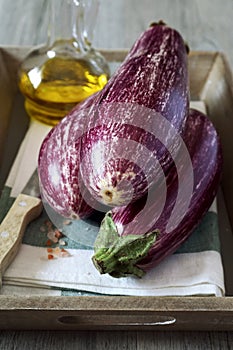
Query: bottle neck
xmin=47 ymin=0 xmax=89 ymax=53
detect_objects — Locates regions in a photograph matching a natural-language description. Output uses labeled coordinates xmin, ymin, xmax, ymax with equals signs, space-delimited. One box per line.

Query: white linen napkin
xmin=1 ymin=102 xmax=225 ymax=296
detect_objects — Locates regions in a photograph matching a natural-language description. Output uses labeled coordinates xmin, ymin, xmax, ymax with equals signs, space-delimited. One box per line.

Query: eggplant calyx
xmin=92 ymin=212 xmax=159 ymax=278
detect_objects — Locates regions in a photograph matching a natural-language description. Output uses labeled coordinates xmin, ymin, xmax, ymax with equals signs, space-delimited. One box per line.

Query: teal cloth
xmin=0 ymin=185 xmax=221 ymax=296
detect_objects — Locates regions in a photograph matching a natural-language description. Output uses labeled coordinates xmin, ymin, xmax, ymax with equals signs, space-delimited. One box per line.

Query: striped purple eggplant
xmin=92 ymin=108 xmax=223 ymax=278
xmin=38 ymin=104 xmax=94 ymax=219
xmin=79 ymin=22 xmax=189 ymax=207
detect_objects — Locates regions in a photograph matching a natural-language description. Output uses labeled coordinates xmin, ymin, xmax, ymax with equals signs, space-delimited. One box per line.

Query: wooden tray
xmin=0 ymin=48 xmax=233 ymax=331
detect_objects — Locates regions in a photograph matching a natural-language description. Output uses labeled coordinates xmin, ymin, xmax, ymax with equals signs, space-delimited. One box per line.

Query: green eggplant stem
xmin=92 ymin=212 xmax=159 ymax=278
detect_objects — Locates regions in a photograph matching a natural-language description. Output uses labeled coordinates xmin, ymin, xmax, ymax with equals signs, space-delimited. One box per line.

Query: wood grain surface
xmin=0 ymin=330 xmax=232 ymax=349
xmin=0 ymin=0 xmax=233 ymax=348
xmin=0 ymin=0 xmax=233 ymax=69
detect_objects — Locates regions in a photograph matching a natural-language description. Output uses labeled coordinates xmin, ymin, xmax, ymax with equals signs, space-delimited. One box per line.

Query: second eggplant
xmin=92 ymin=108 xmax=223 ymax=278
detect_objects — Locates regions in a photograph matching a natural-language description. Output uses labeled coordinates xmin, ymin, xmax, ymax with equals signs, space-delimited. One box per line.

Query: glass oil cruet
xmin=18 ymin=0 xmax=110 ymax=126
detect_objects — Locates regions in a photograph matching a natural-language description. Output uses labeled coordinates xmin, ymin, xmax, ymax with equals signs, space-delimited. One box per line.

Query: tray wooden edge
xmin=0 ymin=47 xmax=233 ymax=331
xmin=1 ymin=295 xmax=233 ymax=331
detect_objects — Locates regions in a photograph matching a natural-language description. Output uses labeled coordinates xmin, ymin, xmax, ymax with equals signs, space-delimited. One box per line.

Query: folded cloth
xmin=0 ymin=102 xmax=225 ymax=297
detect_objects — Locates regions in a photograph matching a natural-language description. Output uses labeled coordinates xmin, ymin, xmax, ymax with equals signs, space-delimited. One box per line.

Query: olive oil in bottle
xmin=18 ymin=0 xmax=110 ymax=126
